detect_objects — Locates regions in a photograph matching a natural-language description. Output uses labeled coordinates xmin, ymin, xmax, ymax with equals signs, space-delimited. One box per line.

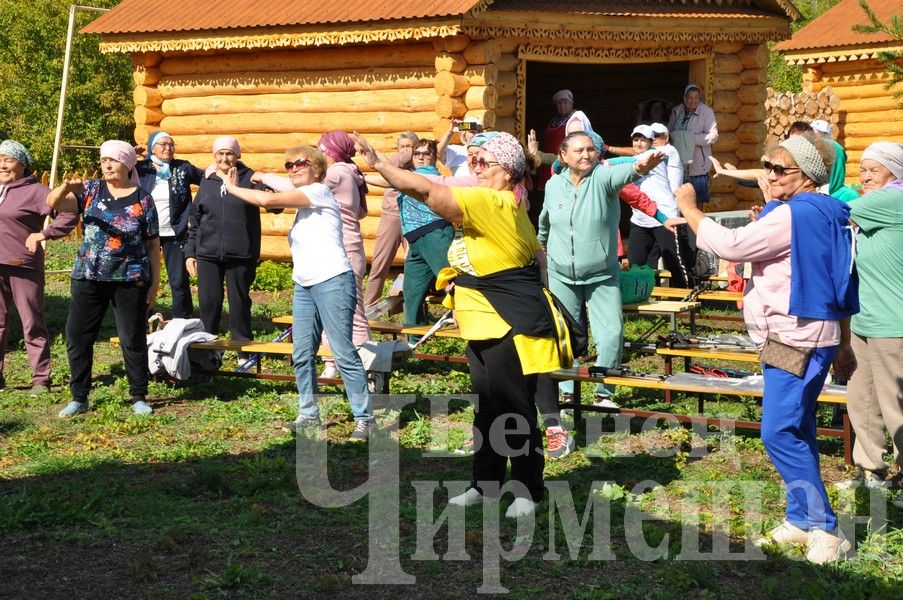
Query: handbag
xmin=758 ymin=332 xmax=812 ymax=378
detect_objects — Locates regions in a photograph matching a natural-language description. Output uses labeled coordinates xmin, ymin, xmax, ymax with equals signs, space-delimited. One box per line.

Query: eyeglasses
xmin=155 ymin=142 xmax=175 ymax=148
xmin=761 ymin=161 xmax=800 ymax=178
xmin=653 ymin=133 xmax=668 ymax=138
xmin=412 ymin=151 xmax=433 ymax=158
xmin=284 ymin=159 xmax=310 ymax=171
xmin=470 ymin=157 xmax=501 ymax=170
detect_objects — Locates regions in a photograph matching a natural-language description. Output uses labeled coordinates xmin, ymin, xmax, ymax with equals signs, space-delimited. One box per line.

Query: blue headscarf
xmin=0 ymin=140 xmax=35 ymax=175
xmin=147 ymin=131 xmax=173 ymax=180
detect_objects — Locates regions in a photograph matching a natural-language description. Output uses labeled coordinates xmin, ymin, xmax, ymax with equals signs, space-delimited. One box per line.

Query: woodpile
xmin=764 ymin=88 xmax=841 ymax=145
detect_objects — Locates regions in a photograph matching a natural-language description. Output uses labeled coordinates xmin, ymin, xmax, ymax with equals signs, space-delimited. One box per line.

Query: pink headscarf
xmin=318 ymin=130 xmax=368 ymax=209
xmin=212 ymin=136 xmax=241 ymax=157
xmin=99 ymin=140 xmax=139 ymax=185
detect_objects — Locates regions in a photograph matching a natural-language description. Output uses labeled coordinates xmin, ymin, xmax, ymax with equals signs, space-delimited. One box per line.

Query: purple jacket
xmin=0 ymin=175 xmax=78 ymax=271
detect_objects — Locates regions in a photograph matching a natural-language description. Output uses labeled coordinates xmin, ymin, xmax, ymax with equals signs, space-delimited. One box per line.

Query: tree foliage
xmin=0 ymin=0 xmax=132 ymax=173
xmin=853 ymin=0 xmax=903 ymax=103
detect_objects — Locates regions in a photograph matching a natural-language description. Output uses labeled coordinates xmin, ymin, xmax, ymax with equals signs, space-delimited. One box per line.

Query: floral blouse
xmin=71 ymin=179 xmax=159 ymax=282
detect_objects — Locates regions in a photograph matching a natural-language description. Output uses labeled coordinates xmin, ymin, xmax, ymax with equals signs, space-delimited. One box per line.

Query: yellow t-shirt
xmin=447 ymin=186 xmax=560 ymax=374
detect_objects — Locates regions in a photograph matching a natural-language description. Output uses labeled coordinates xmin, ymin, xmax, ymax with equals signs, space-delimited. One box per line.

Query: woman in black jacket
xmin=184 ymin=136 xmax=263 ymax=343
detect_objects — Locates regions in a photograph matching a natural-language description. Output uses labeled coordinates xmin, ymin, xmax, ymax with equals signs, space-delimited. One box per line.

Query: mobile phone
xmin=458 ymin=121 xmax=480 ymax=132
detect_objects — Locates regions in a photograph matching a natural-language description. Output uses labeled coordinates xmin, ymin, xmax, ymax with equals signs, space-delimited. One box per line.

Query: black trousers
xmin=66 ymin=278 xmax=149 ymax=401
xmin=196 ymin=257 xmax=256 ymax=342
xmin=467 ymin=333 xmax=545 ymax=502
xmin=627 ymin=223 xmax=696 ymax=288
xmin=161 ymin=236 xmax=193 ymax=318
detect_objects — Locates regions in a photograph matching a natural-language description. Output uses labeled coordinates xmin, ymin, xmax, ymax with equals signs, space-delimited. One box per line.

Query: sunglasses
xmin=470 ymin=157 xmax=501 ymax=170
xmin=412 ymin=150 xmax=434 ymax=158
xmin=761 ymin=161 xmax=800 ymax=178
xmin=284 ymin=159 xmax=310 ymax=170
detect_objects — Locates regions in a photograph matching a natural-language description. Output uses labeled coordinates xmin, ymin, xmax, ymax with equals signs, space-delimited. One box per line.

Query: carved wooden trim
xmin=518 ymin=44 xmax=712 ymax=64
xmin=97 ymin=20 xmax=461 ymax=54
xmin=783 ymin=46 xmax=903 ymax=65
xmin=463 ymin=22 xmax=787 ymax=45
xmin=515 ymin=53 xmax=526 ymax=140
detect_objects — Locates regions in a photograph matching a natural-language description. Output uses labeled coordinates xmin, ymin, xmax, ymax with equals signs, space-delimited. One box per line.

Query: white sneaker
xmin=505 ymin=497 xmax=537 ymax=518
xmin=320 ymin=364 xmax=338 ymax=379
xmin=806 ymin=528 xmax=852 ymax=564
xmin=836 ymin=469 xmax=888 ymax=490
xmin=449 ymin=488 xmax=483 ymax=507
xmin=755 ymin=520 xmax=809 ymax=546
xmin=593 ymin=396 xmax=619 ymax=409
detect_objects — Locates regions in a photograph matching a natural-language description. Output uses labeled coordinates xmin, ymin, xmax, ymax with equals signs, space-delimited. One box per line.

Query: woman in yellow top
xmin=353 ymin=131 xmax=561 ymax=518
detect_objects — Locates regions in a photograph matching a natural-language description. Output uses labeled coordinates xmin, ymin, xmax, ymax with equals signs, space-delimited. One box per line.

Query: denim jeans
xmin=292 ymin=271 xmax=371 ymax=421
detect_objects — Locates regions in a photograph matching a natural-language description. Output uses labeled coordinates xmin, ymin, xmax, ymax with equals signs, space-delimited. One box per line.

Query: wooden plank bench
xmin=272 ymin=315 xmax=407 ymax=339
xmin=655 ymin=346 xmax=760 ymax=403
xmin=652 ymin=286 xmax=744 ymax=304
xmin=551 ymin=367 xmax=853 ymax=464
xmin=623 ymin=299 xmax=702 ymax=333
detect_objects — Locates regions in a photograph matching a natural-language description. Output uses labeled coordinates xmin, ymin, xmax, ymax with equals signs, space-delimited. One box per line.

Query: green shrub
xmin=252 ymin=261 xmax=293 ymax=292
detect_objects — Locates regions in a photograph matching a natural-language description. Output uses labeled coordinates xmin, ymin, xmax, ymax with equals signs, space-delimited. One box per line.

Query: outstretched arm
xmin=46 ymin=179 xmax=83 ymax=213
xmin=352 ymin=132 xmax=463 ymax=224
xmin=224 ymin=168 xmax=311 ymax=209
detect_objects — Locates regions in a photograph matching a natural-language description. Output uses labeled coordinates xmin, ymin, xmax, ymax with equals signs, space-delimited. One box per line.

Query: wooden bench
xmin=399 ymin=324 xmax=468 ymax=365
xmin=551 ymin=367 xmax=853 ymax=464
xmin=272 ymin=315 xmax=406 ymax=339
xmin=652 ymin=286 xmax=744 ymax=304
xmin=655 ymin=346 xmax=760 ymax=402
xmin=623 ymin=299 xmax=702 ymax=333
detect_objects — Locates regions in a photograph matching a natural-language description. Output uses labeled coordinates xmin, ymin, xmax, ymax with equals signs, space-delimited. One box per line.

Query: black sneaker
xmin=0 ymin=375 xmax=6 ymax=392
xmin=349 ymin=419 xmax=372 ymax=441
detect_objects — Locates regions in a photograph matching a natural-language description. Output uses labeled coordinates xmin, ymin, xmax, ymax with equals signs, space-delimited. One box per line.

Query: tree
xmin=767 ymin=0 xmax=848 ymax=91
xmin=0 ymin=0 xmax=132 ymax=173
xmin=853 ymin=0 xmax=903 ymax=103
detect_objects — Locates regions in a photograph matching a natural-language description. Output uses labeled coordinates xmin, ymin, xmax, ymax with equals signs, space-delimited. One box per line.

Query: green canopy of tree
xmin=0 ymin=0 xmax=132 ymax=173
xmin=767 ymin=0 xmax=848 ymax=91
xmin=854 ymin=0 xmax=903 ymax=103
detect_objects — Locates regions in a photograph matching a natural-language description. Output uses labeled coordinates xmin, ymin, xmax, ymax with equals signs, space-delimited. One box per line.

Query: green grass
xmin=0 ymin=241 xmax=901 ymax=598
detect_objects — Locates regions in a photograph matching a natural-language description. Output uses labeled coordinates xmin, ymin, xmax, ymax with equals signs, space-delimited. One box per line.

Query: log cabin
xmin=776 ymin=0 xmax=903 ymax=183
xmin=83 ymin=0 xmax=800 ymax=263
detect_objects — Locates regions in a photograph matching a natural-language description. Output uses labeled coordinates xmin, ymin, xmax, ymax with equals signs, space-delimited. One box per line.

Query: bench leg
xmin=663 ymin=357 xmax=673 ymax=404
xmin=689 ymin=311 xmax=697 ymax=335
xmin=573 ymin=383 xmax=583 ymax=447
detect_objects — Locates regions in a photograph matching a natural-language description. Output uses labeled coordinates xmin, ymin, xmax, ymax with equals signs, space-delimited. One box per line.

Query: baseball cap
xmin=631 ymin=125 xmax=653 ymax=139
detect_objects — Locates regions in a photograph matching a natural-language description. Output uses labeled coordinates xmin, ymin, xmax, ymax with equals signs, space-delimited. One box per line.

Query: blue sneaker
xmin=58 ymin=401 xmax=88 ymax=418
xmin=132 ymin=400 xmax=153 ymax=415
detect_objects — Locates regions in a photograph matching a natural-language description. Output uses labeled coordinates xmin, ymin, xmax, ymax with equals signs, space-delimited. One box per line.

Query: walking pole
xmin=235 ymin=326 xmax=293 ymax=373
xmin=409 ymin=311 xmax=455 ymax=350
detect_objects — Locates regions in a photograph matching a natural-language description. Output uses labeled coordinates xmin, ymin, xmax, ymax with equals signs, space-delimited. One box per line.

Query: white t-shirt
xmin=152 ymin=178 xmax=175 ymax=237
xmin=631 ymin=149 xmax=679 ymax=228
xmin=444 ymin=144 xmax=472 ymax=177
xmin=288 ymin=182 xmax=352 ymax=286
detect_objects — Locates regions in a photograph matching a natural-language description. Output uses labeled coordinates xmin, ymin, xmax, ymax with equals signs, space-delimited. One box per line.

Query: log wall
xmin=708 ymin=42 xmax=771 ymax=211
xmin=806 ymin=58 xmax=903 ymax=182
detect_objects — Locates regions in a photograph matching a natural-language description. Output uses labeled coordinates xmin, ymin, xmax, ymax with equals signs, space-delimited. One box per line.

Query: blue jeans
xmin=688 ymin=174 xmax=710 ymax=204
xmin=761 ymin=345 xmax=838 ymax=531
xmin=292 ymin=271 xmax=371 ymax=422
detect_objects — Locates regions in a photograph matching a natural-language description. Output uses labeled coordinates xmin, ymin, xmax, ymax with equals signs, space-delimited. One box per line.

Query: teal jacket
xmin=538 ymin=162 xmax=640 ymax=284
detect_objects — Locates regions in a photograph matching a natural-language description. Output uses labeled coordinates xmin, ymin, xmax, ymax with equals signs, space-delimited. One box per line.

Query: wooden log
xmin=435 ymin=95 xmax=468 ymax=119
xmin=843 ymin=108 xmax=903 ymax=123
xmin=738 ymin=104 xmax=766 ymax=123
xmin=773 ymin=123 xmax=786 ymax=137
xmin=434 ymin=71 xmax=470 ymax=97
xmin=710 ymin=175 xmax=736 ymax=195
xmin=433 ymin=34 xmax=471 ymax=53
xmin=172 ymin=132 xmax=425 ymax=155
xmin=497 ymin=53 xmax=518 ymax=72
xmin=133 ymin=86 xmax=163 ymax=107
xmin=464 ymin=85 xmax=498 ymax=110
xmin=134 ymin=125 xmax=153 ymax=146
xmin=778 ymin=94 xmax=792 ymax=111
xmin=740 ymin=69 xmax=766 ymax=87
xmin=713 ymin=53 xmax=743 ymax=75
xmin=465 ymin=65 xmax=498 ymax=87
xmin=843 ymin=121 xmax=903 ymax=137
xmin=463 ymin=40 xmax=500 ymax=65
xmin=132 ymin=51 xmax=162 ymax=68
xmin=158 ymin=68 xmax=436 ymax=99
xmin=712 ymin=132 xmax=739 ymax=154
xmin=804 ymin=100 xmax=819 ymax=117
xmin=733 ymin=185 xmax=763 ymax=204
xmin=160 ymin=110 xmax=439 ymax=136
xmin=497 ymin=71 xmax=517 ymax=97
xmin=495 ymin=117 xmax=516 ymax=134
xmin=162 ymin=88 xmax=439 ymax=116
xmin=736 ymin=122 xmax=762 ymax=144
xmin=707 ymin=193 xmax=739 ymax=212
xmin=713 ymin=72 xmax=742 ymax=92
xmin=133 ymin=66 xmax=162 ymax=87
xmin=834 ymin=95 xmax=898 ymax=113
xmin=260 ymin=211 xmax=298 ymax=236
xmin=435 ymin=53 xmax=467 ymax=73
xmin=737 ymin=85 xmax=765 ymax=106
xmin=134 ymin=105 xmax=164 ymax=125
xmin=820 ymin=81 xmax=897 ymax=98
xmin=432 ymin=119 xmax=452 ymax=140
xmin=713 ymin=42 xmax=744 ymax=55
xmin=711 ymin=113 xmax=737 ymax=134
xmin=495 ymin=94 xmax=516 ymax=118
xmin=712 ymin=92 xmax=742 ymax=114
xmin=738 ymin=43 xmax=770 ymax=69
xmin=159 ymin=44 xmax=436 ymax=76
xmin=736 ymin=143 xmax=765 ymax=162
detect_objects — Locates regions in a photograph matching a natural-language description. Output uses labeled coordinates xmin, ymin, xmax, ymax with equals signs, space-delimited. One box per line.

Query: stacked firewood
xmin=764 ymin=87 xmax=841 ymax=145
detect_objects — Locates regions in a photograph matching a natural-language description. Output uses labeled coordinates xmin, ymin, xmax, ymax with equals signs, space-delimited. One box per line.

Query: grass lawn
xmin=1 ymin=241 xmax=902 ymax=599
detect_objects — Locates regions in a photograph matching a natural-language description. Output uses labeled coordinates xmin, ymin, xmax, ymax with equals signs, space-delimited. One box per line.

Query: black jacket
xmin=184 ymin=162 xmax=265 ymax=261
xmin=135 ymin=158 xmax=204 ymax=239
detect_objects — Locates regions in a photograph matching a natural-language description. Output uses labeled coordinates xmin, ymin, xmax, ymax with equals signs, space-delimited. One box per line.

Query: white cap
xmin=649 ymin=122 xmax=669 ymax=136
xmin=631 ymin=125 xmax=653 ymax=139
xmin=811 ymin=119 xmax=831 ymax=135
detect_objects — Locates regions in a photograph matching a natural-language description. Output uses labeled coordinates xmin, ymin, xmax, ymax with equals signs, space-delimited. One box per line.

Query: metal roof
xmin=776 ymin=0 xmax=899 ymax=53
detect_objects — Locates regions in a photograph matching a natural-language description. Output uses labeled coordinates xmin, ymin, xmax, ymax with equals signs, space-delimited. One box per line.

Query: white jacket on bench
xmin=147 ymin=318 xmax=218 ymax=380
